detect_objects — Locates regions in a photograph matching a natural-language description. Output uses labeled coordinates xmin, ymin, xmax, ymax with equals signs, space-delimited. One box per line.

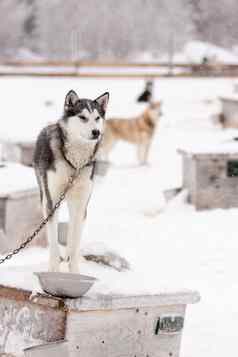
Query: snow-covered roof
xmin=0 ymin=163 xmax=37 ymax=196
xmin=178 ymin=141 xmax=238 ymax=157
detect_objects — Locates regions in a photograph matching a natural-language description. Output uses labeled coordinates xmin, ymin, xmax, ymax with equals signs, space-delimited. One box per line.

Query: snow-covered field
xmin=1 ymin=76 xmax=238 ymax=356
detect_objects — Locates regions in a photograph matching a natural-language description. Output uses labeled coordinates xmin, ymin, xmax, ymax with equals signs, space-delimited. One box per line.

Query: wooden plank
xmin=0 ymin=199 xmax=6 ymax=230
xmin=0 ymin=188 xmax=46 ymax=253
xmin=220 ymin=96 xmax=238 ymax=128
xmin=66 ymin=291 xmax=200 ymax=312
xmin=0 ymin=285 xmax=199 ymax=356
xmin=0 ymin=285 xmax=65 ymax=310
xmin=179 ymin=148 xmax=238 ymax=210
xmin=0 ymin=299 xmax=66 ymax=354
xmin=0 ymin=286 xmax=200 ymax=312
xmin=66 ymin=304 xmax=186 ymax=357
xmin=0 ymin=60 xmax=238 ymax=68
xmin=0 ymin=286 xmax=67 ymax=355
xmin=0 ymin=61 xmax=237 ymax=79
xmin=0 ymin=71 xmax=237 ymax=78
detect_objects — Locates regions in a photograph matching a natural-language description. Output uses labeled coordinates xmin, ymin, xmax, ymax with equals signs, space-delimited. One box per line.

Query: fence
xmin=0 ymin=61 xmax=238 ymax=78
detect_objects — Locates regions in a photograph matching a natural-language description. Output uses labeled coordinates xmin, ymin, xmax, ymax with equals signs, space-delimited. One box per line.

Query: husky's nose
xmin=91 ymin=129 xmax=100 ymax=139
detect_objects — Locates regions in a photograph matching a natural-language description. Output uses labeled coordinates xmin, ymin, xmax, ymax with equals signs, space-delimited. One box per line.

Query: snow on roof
xmin=0 ymin=162 xmax=37 ymax=196
xmin=184 ymin=41 xmax=238 ymax=64
xmin=220 ymin=94 xmax=238 ymax=102
xmin=178 ymin=140 xmax=238 ymax=156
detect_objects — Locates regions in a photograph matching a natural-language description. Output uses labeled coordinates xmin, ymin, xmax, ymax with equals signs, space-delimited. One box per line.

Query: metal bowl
xmin=35 ymin=272 xmax=97 ymax=298
xmin=24 ymin=340 xmax=68 ymax=357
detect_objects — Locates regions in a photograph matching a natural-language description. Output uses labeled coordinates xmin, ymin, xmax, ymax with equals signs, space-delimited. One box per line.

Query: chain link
xmin=0 ymin=167 xmax=81 ymax=265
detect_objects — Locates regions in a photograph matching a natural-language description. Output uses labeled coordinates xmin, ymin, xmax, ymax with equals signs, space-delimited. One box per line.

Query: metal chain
xmin=0 ymin=168 xmax=80 ymax=265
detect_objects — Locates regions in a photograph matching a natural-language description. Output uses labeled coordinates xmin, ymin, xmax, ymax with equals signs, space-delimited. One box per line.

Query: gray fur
xmin=33 ymin=122 xmax=97 ymax=210
xmin=33 ymin=123 xmax=61 ymax=210
xmin=63 ymin=97 xmax=106 ymax=121
xmin=33 ymin=90 xmax=109 ymax=272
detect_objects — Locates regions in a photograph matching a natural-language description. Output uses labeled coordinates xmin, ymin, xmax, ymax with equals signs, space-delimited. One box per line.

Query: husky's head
xmin=63 ymin=90 xmax=109 ymax=142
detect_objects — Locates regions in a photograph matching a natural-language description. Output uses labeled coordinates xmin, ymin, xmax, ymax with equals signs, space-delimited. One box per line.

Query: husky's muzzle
xmin=91 ymin=129 xmax=100 ymax=140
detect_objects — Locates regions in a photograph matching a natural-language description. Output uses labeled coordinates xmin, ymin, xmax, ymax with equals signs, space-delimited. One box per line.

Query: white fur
xmin=43 ymin=154 xmax=95 ymax=273
xmin=43 ymin=123 xmax=103 ymax=273
xmin=40 ymin=91 xmax=109 ymax=273
xmin=65 ymin=108 xmax=104 ymax=142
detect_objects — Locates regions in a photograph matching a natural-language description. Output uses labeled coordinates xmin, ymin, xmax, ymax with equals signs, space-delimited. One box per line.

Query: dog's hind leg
xmin=137 ymin=144 xmax=147 ymax=165
xmin=137 ymin=136 xmax=151 ymax=165
xmin=66 ymin=183 xmax=92 ymax=273
xmin=143 ymin=140 xmax=151 ymax=164
xmin=42 ymin=173 xmax=61 ymax=272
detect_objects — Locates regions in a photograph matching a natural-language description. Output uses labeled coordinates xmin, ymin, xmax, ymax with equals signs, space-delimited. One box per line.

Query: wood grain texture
xmin=66 ymin=291 xmax=200 ymax=312
xmin=179 ymin=149 xmax=238 ymax=210
xmin=0 ymin=285 xmax=199 ymax=356
xmin=0 ymin=188 xmax=46 ymax=254
xmin=220 ymin=97 xmax=238 ymax=128
xmin=66 ymin=304 xmax=186 ymax=357
xmin=0 ymin=285 xmax=65 ymax=310
xmin=0 ymin=289 xmax=66 ymax=355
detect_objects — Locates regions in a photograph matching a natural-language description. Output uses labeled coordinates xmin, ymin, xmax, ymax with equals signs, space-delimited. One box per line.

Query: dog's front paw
xmin=49 ymin=257 xmax=61 ymax=272
xmin=69 ymin=259 xmax=80 ymax=273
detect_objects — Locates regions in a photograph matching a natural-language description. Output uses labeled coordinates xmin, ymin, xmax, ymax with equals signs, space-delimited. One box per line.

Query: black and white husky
xmin=33 ymin=90 xmax=109 ymax=272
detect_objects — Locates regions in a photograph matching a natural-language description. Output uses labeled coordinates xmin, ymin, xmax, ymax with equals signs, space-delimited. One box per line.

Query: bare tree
xmin=188 ymin=0 xmax=238 ymax=48
xmin=2 ymin=0 xmax=238 ymax=61
xmin=0 ymin=0 xmax=29 ymax=58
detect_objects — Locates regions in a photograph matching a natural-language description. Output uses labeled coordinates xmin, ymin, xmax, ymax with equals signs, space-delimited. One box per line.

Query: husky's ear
xmin=94 ymin=92 xmax=109 ymax=114
xmin=64 ymin=90 xmax=79 ymax=112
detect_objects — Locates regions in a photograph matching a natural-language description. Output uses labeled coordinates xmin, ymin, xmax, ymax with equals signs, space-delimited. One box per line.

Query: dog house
xmin=220 ymin=96 xmax=238 ymax=128
xmin=0 ymin=285 xmax=66 ymax=355
xmin=0 ymin=284 xmax=200 ymax=357
xmin=0 ymin=163 xmax=46 ymax=254
xmin=178 ymin=142 xmax=238 ymax=210
xmin=1 ymin=141 xmax=35 ymax=167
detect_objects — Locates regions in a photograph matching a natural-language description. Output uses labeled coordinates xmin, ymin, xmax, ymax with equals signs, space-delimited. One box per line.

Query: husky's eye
xmin=95 ymin=116 xmax=100 ymax=122
xmin=78 ymin=115 xmax=88 ymax=122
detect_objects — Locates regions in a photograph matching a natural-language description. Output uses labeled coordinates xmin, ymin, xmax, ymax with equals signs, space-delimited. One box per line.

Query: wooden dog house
xmin=0 ymin=164 xmax=46 ymax=254
xmin=220 ymin=96 xmax=238 ymax=128
xmin=0 ymin=285 xmax=200 ymax=357
xmin=179 ymin=142 xmax=238 ymax=210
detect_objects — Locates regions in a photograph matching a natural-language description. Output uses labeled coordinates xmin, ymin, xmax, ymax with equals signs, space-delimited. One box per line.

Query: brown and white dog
xmin=101 ymin=101 xmax=162 ymax=164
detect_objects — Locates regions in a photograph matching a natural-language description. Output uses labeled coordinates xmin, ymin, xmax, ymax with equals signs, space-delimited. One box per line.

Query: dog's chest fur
xmin=48 ymin=132 xmax=98 ymax=198
xmin=51 ymin=159 xmax=93 ymax=199
xmin=64 ymin=140 xmax=96 ymax=169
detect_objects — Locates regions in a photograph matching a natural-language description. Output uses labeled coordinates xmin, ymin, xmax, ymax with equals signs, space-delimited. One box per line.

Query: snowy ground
xmin=1 ymin=77 xmax=238 ymax=356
